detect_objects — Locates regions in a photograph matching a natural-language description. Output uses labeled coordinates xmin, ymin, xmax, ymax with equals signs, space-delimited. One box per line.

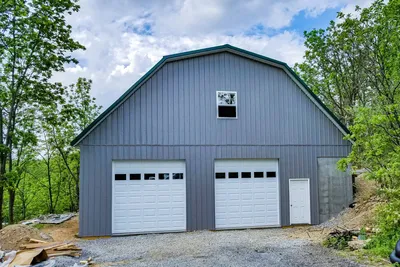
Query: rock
xmin=40 ymin=232 xmax=53 ymax=240
xmin=348 ymin=239 xmax=370 ymax=250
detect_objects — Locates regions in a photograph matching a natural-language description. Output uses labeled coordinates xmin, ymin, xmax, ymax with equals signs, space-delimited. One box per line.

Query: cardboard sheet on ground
xmin=9 ymin=249 xmax=48 ymax=267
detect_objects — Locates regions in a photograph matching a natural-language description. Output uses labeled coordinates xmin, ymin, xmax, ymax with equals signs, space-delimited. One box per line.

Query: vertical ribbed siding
xmin=79 ymin=144 xmax=351 ymax=236
xmin=84 ymin=52 xmax=348 ymax=146
xmin=78 ymin=51 xmax=352 ymax=236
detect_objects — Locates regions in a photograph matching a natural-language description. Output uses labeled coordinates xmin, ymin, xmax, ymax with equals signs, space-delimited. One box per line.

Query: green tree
xmin=297 ymin=0 xmax=400 ymax=256
xmin=295 ymin=8 xmax=373 ymax=125
xmin=296 ymin=0 xmax=400 ymax=186
xmin=39 ymin=78 xmax=100 ymax=211
xmin=0 ymin=0 xmax=84 ymax=227
xmin=5 ymin=107 xmax=37 ymax=223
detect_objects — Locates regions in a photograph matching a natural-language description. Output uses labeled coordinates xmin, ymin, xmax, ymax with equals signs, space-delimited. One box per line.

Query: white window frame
xmin=216 ymin=91 xmax=237 ymax=119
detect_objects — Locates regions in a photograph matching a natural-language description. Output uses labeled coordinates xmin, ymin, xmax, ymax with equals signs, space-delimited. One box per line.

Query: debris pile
xmin=22 ymin=213 xmax=76 ymax=226
xmin=0 ymin=239 xmax=82 ymax=267
xmin=324 ymin=227 xmax=372 ymax=251
xmin=0 ymin=225 xmax=53 ymax=251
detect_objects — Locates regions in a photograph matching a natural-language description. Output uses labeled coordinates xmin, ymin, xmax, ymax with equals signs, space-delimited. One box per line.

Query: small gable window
xmin=217 ymin=91 xmax=237 ymax=118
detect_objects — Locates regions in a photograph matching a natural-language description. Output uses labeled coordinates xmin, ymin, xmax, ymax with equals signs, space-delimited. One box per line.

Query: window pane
xmin=218 ymin=106 xmax=236 ymax=118
xmin=144 ymin=173 xmax=156 ymax=180
xmin=130 ymin=174 xmax=141 ymax=180
xmin=159 ymin=173 xmax=170 ymax=180
xmin=267 ymin=172 xmax=276 ymax=178
xmin=115 ymin=174 xmax=126 ymax=181
xmin=173 ymin=173 xmax=184 ymax=180
xmin=217 ymin=92 xmax=236 ymax=105
xmin=229 ymin=172 xmax=239 ymax=178
xmin=254 ymin=172 xmax=264 ymax=178
xmin=241 ymin=172 xmax=251 ymax=178
xmin=215 ymin=172 xmax=226 ymax=179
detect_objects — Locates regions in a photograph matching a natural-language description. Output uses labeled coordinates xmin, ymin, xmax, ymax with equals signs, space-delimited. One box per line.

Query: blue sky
xmin=53 ymin=0 xmax=372 ymax=109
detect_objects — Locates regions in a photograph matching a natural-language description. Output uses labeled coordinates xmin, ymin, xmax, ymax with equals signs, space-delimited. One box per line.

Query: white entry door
xmin=112 ymin=160 xmax=186 ymax=234
xmin=215 ymin=159 xmax=280 ymax=229
xmin=289 ymin=179 xmax=311 ymax=224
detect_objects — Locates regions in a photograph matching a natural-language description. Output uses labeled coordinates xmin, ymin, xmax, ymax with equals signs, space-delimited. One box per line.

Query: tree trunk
xmin=21 ymin=195 xmax=26 ymax=220
xmin=0 ymin=153 xmax=6 ymax=229
xmin=0 ymin=100 xmax=4 ymax=229
xmin=46 ymin=156 xmax=54 ymax=214
xmin=0 ymin=187 xmax=3 ymax=229
xmin=67 ymin=179 xmax=74 ymax=211
xmin=8 ymin=188 xmax=15 ymax=224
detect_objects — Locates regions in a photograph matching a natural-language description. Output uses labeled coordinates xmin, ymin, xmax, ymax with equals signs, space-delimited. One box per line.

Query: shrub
xmin=323 ymin=236 xmax=351 ymax=250
xmin=365 ymin=189 xmax=400 ymax=257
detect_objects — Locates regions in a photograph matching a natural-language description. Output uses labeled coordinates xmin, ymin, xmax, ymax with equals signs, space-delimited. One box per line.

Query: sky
xmin=53 ymin=0 xmax=373 ymax=110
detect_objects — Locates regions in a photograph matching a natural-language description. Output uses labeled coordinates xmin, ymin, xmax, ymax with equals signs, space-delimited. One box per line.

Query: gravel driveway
xmin=59 ymin=228 xmax=365 ymax=267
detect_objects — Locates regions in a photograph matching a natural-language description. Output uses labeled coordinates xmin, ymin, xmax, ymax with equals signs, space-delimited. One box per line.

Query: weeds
xmin=323 ymin=236 xmax=352 ymax=250
xmin=33 ymin=223 xmax=45 ymax=230
xmin=365 ymin=189 xmax=400 ymax=258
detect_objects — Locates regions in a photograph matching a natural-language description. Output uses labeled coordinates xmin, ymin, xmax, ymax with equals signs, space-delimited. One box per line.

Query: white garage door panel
xmin=215 ymin=159 xmax=280 ymax=229
xmin=112 ymin=160 xmax=186 ymax=234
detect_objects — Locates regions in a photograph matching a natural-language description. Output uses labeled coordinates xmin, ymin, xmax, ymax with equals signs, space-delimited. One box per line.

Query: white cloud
xmin=53 ymin=0 xmax=372 ymax=109
xmin=337 ymin=0 xmax=375 ymax=21
xmin=66 ymin=65 xmax=87 ymax=74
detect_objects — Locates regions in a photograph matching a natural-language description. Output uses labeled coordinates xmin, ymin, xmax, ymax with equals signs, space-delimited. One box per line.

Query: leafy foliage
xmin=323 ymin=235 xmax=351 ymax=250
xmin=365 ymin=190 xmax=400 ymax=257
xmin=0 ymin=0 xmax=100 ymax=225
xmin=298 ymin=0 xmax=400 ymax=260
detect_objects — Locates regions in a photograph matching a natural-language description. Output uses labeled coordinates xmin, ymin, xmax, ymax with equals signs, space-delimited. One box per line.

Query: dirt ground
xmin=288 ymin=175 xmax=380 ymax=242
xmin=0 ymin=216 xmax=79 ymax=251
xmin=0 ymin=224 xmax=53 ymax=250
xmin=40 ymin=216 xmax=79 ymax=242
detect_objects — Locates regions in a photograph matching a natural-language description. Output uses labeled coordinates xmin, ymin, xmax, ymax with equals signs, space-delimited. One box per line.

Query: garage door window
xmin=173 ymin=173 xmax=184 ymax=180
xmin=228 ymin=172 xmax=239 ymax=178
xmin=215 ymin=172 xmax=226 ymax=179
xmin=159 ymin=173 xmax=170 ymax=180
xmin=241 ymin=172 xmax=251 ymax=178
xmin=130 ymin=174 xmax=141 ymax=180
xmin=144 ymin=173 xmax=156 ymax=180
xmin=266 ymin=171 xmax=276 ymax=178
xmin=254 ymin=172 xmax=264 ymax=178
xmin=115 ymin=174 xmax=126 ymax=180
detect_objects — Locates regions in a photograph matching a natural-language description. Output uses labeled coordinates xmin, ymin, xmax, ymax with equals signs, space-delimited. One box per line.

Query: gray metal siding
xmin=78 ymin=52 xmax=351 ymax=236
xmin=82 ymin=52 xmax=347 ymax=146
xmin=318 ymin=158 xmax=353 ymax=223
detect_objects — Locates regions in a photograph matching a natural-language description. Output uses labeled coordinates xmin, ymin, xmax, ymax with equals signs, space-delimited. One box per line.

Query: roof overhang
xmin=71 ymin=44 xmax=350 ymax=146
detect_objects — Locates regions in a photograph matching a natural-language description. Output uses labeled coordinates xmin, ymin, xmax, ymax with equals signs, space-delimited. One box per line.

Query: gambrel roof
xmin=71 ymin=44 xmax=349 ymax=146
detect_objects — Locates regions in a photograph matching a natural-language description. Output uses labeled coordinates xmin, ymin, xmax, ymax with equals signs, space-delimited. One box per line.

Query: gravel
xmin=314 ymin=209 xmax=349 ymax=229
xmin=56 ymin=228 xmax=366 ymax=267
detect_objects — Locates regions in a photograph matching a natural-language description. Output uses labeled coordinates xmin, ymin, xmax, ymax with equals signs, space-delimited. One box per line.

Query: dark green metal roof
xmin=71 ymin=44 xmax=349 ymax=146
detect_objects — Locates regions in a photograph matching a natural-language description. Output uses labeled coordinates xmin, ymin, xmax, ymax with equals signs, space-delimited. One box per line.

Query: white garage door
xmin=112 ymin=160 xmax=186 ymax=234
xmin=215 ymin=159 xmax=280 ymax=229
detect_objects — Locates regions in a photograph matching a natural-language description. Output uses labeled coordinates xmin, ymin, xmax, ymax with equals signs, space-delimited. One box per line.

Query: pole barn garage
xmin=72 ymin=44 xmax=353 ymax=237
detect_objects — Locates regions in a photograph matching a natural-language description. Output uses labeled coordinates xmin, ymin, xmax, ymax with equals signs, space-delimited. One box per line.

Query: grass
xmin=33 ymin=223 xmax=46 ymax=230
xmin=337 ymin=249 xmax=392 ymax=266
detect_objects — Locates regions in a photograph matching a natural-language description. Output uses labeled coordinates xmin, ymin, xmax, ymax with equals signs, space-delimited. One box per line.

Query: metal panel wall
xmin=318 ymin=158 xmax=353 ymax=223
xmin=78 ymin=52 xmax=351 ymax=236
